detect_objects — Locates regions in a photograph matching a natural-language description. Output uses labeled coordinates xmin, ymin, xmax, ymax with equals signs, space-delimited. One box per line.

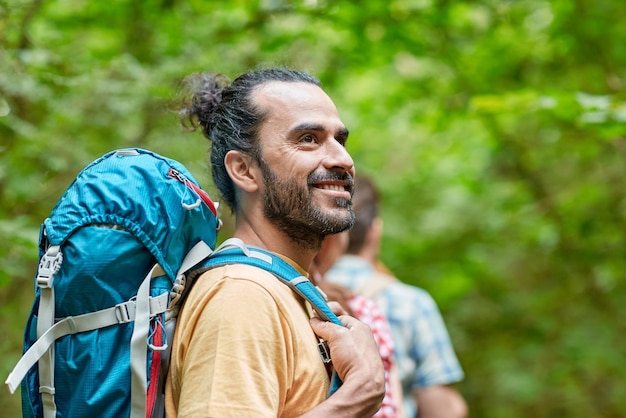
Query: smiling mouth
xmin=309 ymin=172 xmax=354 ymax=195
xmin=317 ymin=184 xmax=346 ymax=192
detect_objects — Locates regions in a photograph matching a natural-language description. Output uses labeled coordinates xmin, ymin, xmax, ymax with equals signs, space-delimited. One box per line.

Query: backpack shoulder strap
xmin=200 ymin=238 xmax=344 ymax=394
xmin=204 ymin=238 xmax=342 ymax=326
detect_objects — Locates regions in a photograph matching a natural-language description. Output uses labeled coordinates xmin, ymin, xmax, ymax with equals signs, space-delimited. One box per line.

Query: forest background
xmin=1 ymin=1 xmax=625 ymax=417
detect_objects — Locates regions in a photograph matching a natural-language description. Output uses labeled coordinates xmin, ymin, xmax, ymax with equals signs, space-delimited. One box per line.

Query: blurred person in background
xmin=325 ymin=175 xmax=468 ymax=418
xmin=310 ymin=232 xmax=405 ymax=418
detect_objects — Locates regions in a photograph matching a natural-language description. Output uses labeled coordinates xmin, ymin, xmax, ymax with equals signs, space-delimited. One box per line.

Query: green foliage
xmin=2 ymin=0 xmax=625 ymax=416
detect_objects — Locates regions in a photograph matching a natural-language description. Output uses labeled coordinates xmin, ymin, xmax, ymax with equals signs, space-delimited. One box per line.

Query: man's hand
xmin=305 ymin=308 xmax=385 ymax=417
xmin=310 ymin=315 xmax=382 ymax=385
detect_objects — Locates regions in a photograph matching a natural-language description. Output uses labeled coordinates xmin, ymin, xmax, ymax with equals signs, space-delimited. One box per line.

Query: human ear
xmin=224 ymin=150 xmax=260 ymax=193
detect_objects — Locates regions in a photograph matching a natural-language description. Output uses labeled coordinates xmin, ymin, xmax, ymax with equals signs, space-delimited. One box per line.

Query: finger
xmin=310 ymin=316 xmax=345 ymax=341
xmin=336 ymin=314 xmax=361 ymax=330
xmin=327 ymin=301 xmax=347 ymax=316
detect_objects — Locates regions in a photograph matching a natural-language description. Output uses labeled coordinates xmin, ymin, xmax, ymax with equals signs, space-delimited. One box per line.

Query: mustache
xmin=308 ymin=171 xmax=355 ymax=193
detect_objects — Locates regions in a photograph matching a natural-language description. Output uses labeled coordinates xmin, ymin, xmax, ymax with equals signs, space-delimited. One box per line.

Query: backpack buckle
xmin=318 ymin=339 xmax=332 ymax=364
xmin=36 ymin=246 xmax=63 ymax=288
xmin=115 ymin=302 xmax=133 ymax=324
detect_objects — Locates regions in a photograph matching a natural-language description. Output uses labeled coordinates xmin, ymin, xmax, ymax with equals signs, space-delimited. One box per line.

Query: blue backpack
xmin=5 ymin=148 xmax=341 ymax=418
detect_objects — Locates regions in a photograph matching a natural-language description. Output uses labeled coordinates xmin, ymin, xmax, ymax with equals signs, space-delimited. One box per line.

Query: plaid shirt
xmin=326 ymin=256 xmax=464 ymax=418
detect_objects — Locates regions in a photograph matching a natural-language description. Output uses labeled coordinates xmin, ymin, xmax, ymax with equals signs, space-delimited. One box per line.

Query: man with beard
xmin=165 ymin=68 xmax=386 ymax=417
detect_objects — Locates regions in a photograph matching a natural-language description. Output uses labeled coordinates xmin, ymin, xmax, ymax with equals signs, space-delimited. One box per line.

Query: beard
xmin=258 ymin=157 xmax=355 ymax=250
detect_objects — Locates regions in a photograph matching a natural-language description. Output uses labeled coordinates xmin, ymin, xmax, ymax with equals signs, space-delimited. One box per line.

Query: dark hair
xmin=178 ymin=68 xmax=321 ymax=211
xmin=346 ymin=174 xmax=380 ymax=254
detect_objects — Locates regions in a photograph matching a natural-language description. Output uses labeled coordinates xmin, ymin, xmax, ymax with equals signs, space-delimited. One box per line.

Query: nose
xmin=324 ymin=139 xmax=355 ymax=177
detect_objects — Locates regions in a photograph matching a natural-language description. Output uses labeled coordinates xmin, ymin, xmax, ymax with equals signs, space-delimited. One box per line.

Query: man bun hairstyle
xmin=178 ymin=67 xmax=321 ymax=212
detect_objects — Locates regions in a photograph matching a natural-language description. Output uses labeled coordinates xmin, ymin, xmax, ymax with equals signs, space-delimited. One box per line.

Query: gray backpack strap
xmin=35 ymin=245 xmax=63 ymax=418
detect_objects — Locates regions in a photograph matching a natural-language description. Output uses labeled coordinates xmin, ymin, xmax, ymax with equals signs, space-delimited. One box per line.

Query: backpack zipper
xmin=168 ymin=168 xmax=217 ymax=216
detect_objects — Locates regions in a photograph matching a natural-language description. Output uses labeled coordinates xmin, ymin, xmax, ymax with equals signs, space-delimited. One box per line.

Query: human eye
xmin=299 ymin=133 xmax=317 ymax=144
xmin=335 ymin=128 xmax=349 ymax=147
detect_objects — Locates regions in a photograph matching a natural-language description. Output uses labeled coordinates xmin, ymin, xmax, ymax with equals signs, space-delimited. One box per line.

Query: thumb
xmin=310 ymin=316 xmax=343 ymax=342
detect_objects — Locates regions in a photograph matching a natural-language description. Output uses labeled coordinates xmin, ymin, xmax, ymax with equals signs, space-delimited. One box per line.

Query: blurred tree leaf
xmin=1 ymin=0 xmax=625 ymax=416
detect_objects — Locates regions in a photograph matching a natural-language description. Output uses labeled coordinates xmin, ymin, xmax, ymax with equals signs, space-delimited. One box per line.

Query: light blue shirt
xmin=326 ymin=255 xmax=464 ymax=418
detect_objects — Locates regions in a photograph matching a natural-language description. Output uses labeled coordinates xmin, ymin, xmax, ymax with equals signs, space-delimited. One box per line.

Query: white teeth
xmin=319 ymin=185 xmax=344 ymax=191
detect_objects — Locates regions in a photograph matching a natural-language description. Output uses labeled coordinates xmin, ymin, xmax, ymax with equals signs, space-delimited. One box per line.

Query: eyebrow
xmin=289 ymin=123 xmax=350 ymax=138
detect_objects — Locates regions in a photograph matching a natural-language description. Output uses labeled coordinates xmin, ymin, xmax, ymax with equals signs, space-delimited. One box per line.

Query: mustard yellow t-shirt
xmin=165 ymin=263 xmax=330 ymax=417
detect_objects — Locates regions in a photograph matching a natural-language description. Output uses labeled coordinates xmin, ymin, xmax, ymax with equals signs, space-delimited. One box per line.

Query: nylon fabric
xmin=9 ymin=149 xmax=220 ymax=418
xmin=40 ymin=151 xmax=217 ymax=281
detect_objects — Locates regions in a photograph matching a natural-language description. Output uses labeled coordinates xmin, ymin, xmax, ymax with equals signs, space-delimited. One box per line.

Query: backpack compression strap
xmin=204 ymin=238 xmax=344 ymax=395
xmin=5 ymin=241 xmax=213 ymax=418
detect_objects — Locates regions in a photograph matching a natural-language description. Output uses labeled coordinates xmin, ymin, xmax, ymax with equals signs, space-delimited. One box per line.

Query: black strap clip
xmin=318 ymin=339 xmax=332 ymax=364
